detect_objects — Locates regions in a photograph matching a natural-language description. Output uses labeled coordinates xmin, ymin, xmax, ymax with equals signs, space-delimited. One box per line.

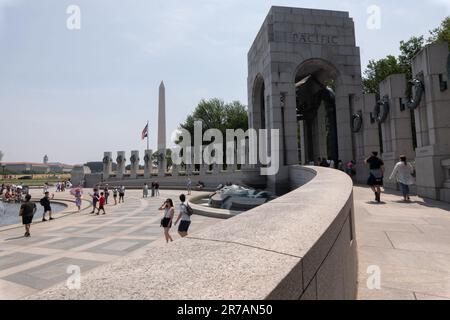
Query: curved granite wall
xmin=34 ymin=166 xmax=357 ymax=300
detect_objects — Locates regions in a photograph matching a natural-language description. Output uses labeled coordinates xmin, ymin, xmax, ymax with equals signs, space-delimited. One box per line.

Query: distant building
xmin=0 ymin=162 xmax=73 ymax=174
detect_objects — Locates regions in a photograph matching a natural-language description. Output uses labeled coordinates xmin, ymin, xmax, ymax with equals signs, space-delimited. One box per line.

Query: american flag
xmin=142 ymin=123 xmax=149 ymax=140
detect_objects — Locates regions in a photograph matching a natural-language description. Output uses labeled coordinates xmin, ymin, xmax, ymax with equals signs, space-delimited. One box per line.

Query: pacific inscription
xmin=292 ymin=33 xmax=339 ymax=45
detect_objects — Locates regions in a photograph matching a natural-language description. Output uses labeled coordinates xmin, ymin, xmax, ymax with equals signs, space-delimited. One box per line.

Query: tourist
xmin=103 ymin=185 xmax=110 ymax=204
xmin=19 ymin=194 xmax=36 ymax=237
xmin=365 ymin=152 xmax=385 ymax=203
xmin=40 ymin=191 xmax=54 ymax=221
xmin=174 ymin=194 xmax=192 ymax=238
xmin=74 ymin=187 xmax=83 ymax=211
xmin=327 ymin=157 xmax=335 ymax=169
xmin=196 ymin=181 xmax=205 ymax=190
xmin=118 ymin=185 xmax=125 ymax=203
xmin=389 ymin=155 xmax=415 ymax=201
xmin=43 ymin=182 xmax=49 ymax=194
xmin=159 ymin=198 xmax=174 ymax=243
xmin=90 ymin=188 xmax=100 ymax=213
xmin=96 ymin=192 xmax=106 ymax=215
xmin=112 ymin=187 xmax=118 ymax=205
xmin=155 ymin=181 xmax=160 ymax=197
xmin=187 ymin=178 xmax=192 ymax=195
xmin=346 ymin=160 xmax=355 ymax=177
xmin=320 ymin=158 xmax=330 ymax=167
xmin=151 ymin=182 xmax=155 ymax=197
xmin=337 ymin=160 xmax=344 ymax=171
xmin=143 ymin=183 xmax=149 ymax=198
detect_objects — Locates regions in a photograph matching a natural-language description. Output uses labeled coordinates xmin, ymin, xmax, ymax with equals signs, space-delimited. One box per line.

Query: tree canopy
xmin=179 ymin=98 xmax=248 ymax=142
xmin=363 ymin=17 xmax=449 ymax=95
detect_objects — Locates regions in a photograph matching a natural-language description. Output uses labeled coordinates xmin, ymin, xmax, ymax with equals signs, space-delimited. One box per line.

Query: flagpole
xmin=146 ymin=120 xmax=149 ymax=151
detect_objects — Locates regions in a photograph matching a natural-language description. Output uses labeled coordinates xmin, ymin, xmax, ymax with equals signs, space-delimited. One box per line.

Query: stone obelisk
xmin=157 ymin=81 xmax=167 ymax=176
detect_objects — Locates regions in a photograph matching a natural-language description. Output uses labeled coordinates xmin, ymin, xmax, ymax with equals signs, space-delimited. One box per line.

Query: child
xmin=97 ymin=192 xmax=106 ymax=215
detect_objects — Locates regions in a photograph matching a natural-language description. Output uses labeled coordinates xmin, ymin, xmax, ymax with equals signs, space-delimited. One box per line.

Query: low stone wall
xmin=33 ymin=166 xmax=357 ymax=300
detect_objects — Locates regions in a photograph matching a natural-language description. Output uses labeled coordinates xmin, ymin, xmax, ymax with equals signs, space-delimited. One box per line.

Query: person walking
xmin=159 ymin=198 xmax=174 ymax=243
xmin=365 ymin=152 xmax=385 ymax=203
xmin=174 ymin=194 xmax=192 ymax=238
xmin=90 ymin=188 xmax=100 ymax=213
xmin=96 ymin=192 xmax=106 ymax=215
xmin=118 ymin=185 xmax=125 ymax=203
xmin=19 ymin=194 xmax=36 ymax=237
xmin=40 ymin=191 xmax=54 ymax=221
xmin=389 ymin=155 xmax=415 ymax=201
xmin=70 ymin=186 xmax=83 ymax=212
xmin=187 ymin=178 xmax=192 ymax=195
xmin=155 ymin=181 xmax=160 ymax=197
xmin=112 ymin=187 xmax=118 ymax=205
xmin=103 ymin=185 xmax=110 ymax=205
xmin=151 ymin=182 xmax=155 ymax=197
xmin=143 ymin=183 xmax=149 ymax=198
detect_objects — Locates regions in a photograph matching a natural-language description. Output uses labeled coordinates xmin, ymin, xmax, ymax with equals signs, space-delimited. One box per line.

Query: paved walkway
xmin=354 ymin=186 xmax=450 ymax=300
xmin=0 ymin=189 xmax=220 ymax=299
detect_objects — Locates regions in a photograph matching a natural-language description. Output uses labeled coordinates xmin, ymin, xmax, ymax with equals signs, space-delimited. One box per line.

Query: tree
xmin=179 ymin=98 xmax=248 ymax=142
xmin=363 ymin=55 xmax=404 ymax=95
xmin=428 ymin=16 xmax=450 ymax=48
xmin=0 ymin=150 xmax=3 ymax=162
xmin=399 ymin=36 xmax=425 ymax=80
xmin=362 ymin=16 xmax=450 ymax=95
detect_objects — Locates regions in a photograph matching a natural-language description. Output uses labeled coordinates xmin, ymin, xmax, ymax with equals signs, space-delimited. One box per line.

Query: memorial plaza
xmin=1 ymin=4 xmax=450 ymax=300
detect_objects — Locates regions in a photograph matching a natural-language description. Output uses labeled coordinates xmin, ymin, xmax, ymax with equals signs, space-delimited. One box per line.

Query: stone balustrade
xmin=37 ymin=166 xmax=357 ymax=300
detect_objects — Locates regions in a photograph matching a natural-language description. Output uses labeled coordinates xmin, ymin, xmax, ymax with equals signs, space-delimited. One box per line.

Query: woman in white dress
xmin=389 ymin=155 xmax=415 ymax=201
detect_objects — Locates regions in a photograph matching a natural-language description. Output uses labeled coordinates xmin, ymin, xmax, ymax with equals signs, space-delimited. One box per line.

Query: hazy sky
xmin=0 ymin=0 xmax=448 ymax=164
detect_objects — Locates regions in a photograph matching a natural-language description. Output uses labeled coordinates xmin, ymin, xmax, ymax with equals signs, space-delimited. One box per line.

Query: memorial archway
xmin=295 ymin=59 xmax=340 ymax=165
xmin=252 ymin=74 xmax=266 ymax=130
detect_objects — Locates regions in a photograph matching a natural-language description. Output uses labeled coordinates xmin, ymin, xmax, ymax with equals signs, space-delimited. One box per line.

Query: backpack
xmin=185 ymin=203 xmax=194 ymax=216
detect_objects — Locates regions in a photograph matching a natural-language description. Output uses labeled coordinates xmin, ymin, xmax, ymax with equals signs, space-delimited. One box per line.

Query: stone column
xmin=116 ymin=151 xmax=126 ymax=180
xmin=130 ymin=150 xmax=140 ymax=179
xmin=102 ymin=152 xmax=112 ymax=180
xmin=411 ymin=43 xmax=450 ymax=201
xmin=144 ymin=149 xmax=152 ymax=179
xmin=379 ymin=74 xmax=415 ymax=190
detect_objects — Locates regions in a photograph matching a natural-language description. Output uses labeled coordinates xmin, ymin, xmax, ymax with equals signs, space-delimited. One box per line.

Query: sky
xmin=0 ymin=0 xmax=448 ymax=165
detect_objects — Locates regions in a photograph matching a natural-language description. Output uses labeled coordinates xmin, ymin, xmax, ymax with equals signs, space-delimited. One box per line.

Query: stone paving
xmin=354 ymin=186 xmax=450 ymax=300
xmin=0 ymin=189 xmax=220 ymax=299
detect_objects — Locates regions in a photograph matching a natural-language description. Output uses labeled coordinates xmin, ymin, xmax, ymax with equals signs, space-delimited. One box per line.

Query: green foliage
xmin=428 ymin=16 xmax=450 ymax=48
xmin=179 ymin=98 xmax=248 ymax=143
xmin=362 ymin=17 xmax=449 ymax=95
xmin=362 ymin=56 xmax=404 ymax=95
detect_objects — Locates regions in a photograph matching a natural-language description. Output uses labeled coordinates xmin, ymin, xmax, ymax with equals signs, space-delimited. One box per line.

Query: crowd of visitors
xmin=0 ymin=184 xmax=28 ymax=203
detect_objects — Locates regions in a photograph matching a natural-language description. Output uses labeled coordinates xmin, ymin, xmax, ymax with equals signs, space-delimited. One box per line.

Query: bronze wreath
xmin=373 ymin=95 xmax=390 ymax=124
xmin=403 ymin=78 xmax=424 ymax=110
xmin=350 ymin=110 xmax=363 ymax=133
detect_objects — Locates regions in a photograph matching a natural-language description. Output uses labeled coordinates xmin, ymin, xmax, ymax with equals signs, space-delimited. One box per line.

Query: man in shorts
xmin=40 ymin=191 xmax=54 ymax=221
xmin=20 ymin=194 xmax=36 ymax=237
